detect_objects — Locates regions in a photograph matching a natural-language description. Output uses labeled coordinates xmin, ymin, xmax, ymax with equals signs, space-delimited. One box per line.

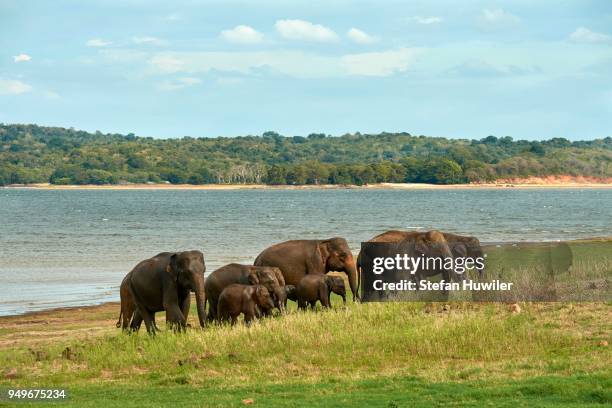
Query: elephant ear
xmin=248 ymin=270 xmax=260 ymax=285
xmin=166 ymin=253 xmax=179 ymax=281
xmin=415 ymin=235 xmax=429 ymax=255
xmin=324 ymin=275 xmax=334 ymax=290
xmin=309 ymin=241 xmax=328 ymax=274
xmin=255 ymin=285 xmax=267 ymax=302
xmin=453 ymin=243 xmax=468 ymax=258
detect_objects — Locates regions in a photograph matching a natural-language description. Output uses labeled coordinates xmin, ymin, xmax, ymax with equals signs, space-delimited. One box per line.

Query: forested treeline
xmin=1 ymin=124 xmax=610 ymax=185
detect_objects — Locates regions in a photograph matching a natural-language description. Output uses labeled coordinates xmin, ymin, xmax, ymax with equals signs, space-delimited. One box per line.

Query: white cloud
xmin=13 ymin=53 xmax=31 ymax=63
xmin=414 ymin=16 xmax=443 ymax=25
xmin=157 ymin=77 xmax=201 ymax=91
xmin=221 ymin=25 xmax=264 ymax=44
xmin=148 ymin=48 xmax=419 ymax=78
xmin=275 ymin=19 xmax=338 ymax=42
xmin=0 ymin=79 xmax=32 ymax=95
xmin=342 ymin=47 xmax=419 ymax=76
xmin=347 ymin=28 xmax=377 ymax=44
xmin=132 ymin=36 xmax=168 ymax=46
xmin=86 ymin=38 xmax=113 ymax=47
xmin=149 ymin=54 xmax=185 ymax=73
xmin=569 ymin=27 xmax=612 ymax=44
xmin=479 ymin=9 xmax=520 ymax=28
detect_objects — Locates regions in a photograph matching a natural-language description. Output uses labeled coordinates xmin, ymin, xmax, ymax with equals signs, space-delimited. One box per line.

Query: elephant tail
xmin=115 ymin=310 xmax=123 ymax=328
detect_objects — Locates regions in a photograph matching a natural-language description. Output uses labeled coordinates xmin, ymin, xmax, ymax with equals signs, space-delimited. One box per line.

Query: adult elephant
xmin=254 ymin=237 xmax=359 ymax=302
xmin=357 ymin=230 xmax=457 ymax=300
xmin=442 ymin=232 xmax=485 ymax=278
xmin=204 ymin=263 xmax=286 ymax=321
xmin=128 ymin=251 xmax=206 ymax=333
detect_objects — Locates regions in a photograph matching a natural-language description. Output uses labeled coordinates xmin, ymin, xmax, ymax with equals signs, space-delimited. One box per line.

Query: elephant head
xmin=250 ymin=266 xmax=286 ymax=313
xmin=253 ymin=285 xmax=275 ymax=313
xmin=168 ymin=250 xmax=207 ymax=327
xmin=284 ymin=285 xmax=297 ymax=302
xmin=413 ymin=230 xmax=462 ymax=281
xmin=451 ymin=236 xmax=485 ymax=278
xmin=326 ymin=275 xmax=346 ymax=304
xmin=318 ymin=237 xmax=359 ymax=302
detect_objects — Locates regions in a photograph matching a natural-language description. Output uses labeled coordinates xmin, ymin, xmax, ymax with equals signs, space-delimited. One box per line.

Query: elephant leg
xmin=130 ymin=310 xmax=143 ymax=332
xmin=318 ymin=283 xmax=331 ymax=308
xmin=164 ymin=299 xmax=187 ymax=331
xmin=138 ymin=307 xmax=156 ymax=334
xmin=207 ymin=300 xmax=217 ymax=323
xmin=122 ymin=301 xmax=135 ymax=330
xmin=244 ymin=312 xmax=254 ymax=326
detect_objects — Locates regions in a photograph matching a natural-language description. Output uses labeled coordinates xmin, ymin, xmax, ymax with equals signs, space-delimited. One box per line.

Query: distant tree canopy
xmin=0 ymin=124 xmax=610 ymax=186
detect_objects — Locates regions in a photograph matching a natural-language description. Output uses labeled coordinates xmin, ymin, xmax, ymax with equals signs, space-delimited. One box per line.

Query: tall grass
xmin=3 ymin=302 xmax=606 ymax=389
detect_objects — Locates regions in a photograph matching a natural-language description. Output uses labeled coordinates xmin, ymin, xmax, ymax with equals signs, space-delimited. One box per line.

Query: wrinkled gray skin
xmin=205 ymin=264 xmax=285 ymax=321
xmin=254 ymin=238 xmax=359 ymax=302
xmin=442 ymin=232 xmax=485 ymax=278
xmin=217 ymin=284 xmax=275 ymax=326
xmin=295 ymin=274 xmax=346 ymax=310
xmin=128 ymin=251 xmax=206 ymax=333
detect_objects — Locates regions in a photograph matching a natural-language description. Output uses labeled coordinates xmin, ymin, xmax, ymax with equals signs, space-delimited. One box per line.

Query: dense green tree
xmin=1 ymin=123 xmax=610 ymax=186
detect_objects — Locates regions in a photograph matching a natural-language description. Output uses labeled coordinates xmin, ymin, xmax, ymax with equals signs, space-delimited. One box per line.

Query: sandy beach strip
xmin=4 ymin=181 xmax=612 ymax=190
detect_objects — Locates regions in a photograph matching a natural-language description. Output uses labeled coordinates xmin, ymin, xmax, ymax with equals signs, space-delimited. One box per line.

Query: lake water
xmin=1 ymin=188 xmax=611 ymax=315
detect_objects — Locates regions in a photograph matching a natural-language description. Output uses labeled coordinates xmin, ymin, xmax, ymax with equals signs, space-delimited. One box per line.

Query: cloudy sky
xmin=1 ymin=0 xmax=611 ymax=140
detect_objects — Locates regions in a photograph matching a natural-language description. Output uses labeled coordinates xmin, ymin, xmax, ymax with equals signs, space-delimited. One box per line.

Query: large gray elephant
xmin=127 ymin=251 xmax=206 ymax=333
xmin=204 ymin=263 xmax=285 ymax=321
xmin=357 ymin=230 xmax=457 ymax=300
xmin=254 ymin=237 xmax=359 ymax=302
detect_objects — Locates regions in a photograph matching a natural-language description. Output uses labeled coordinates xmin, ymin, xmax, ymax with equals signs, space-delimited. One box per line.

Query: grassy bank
xmin=0 ymin=301 xmax=610 ymax=406
xmin=0 ymin=240 xmax=610 ymax=406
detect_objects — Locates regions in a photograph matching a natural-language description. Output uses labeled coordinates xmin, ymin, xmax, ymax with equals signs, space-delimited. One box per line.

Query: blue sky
xmin=1 ymin=0 xmax=611 ymax=140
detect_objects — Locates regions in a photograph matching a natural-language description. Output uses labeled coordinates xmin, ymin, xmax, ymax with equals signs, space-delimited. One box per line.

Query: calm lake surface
xmin=1 ymin=188 xmax=611 ymax=315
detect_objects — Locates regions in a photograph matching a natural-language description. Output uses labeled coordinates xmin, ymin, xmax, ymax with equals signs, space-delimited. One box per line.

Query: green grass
xmin=6 ymin=374 xmax=611 ymax=407
xmin=1 ymin=302 xmax=610 ymax=407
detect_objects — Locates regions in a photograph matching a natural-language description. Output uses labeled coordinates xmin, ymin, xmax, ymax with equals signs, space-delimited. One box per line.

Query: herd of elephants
xmin=116 ymin=230 xmax=483 ymax=332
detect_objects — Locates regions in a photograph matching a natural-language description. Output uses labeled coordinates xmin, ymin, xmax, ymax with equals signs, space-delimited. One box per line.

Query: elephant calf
xmin=295 ymin=275 xmax=346 ymax=310
xmin=205 ymin=264 xmax=286 ymax=322
xmin=217 ymin=284 xmax=275 ymax=326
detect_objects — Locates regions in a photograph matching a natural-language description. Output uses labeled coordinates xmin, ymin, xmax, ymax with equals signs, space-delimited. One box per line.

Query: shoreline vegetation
xmin=2 ymin=124 xmax=611 ymax=187
xmin=5 ymin=178 xmax=612 ymax=190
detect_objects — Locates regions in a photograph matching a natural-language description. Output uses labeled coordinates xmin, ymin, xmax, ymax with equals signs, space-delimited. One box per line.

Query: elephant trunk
xmin=345 ymin=258 xmax=359 ymax=302
xmin=193 ymin=276 xmax=207 ymax=328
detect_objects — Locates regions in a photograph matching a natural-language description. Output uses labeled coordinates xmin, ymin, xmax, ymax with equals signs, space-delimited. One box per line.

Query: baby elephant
xmin=295 ymin=274 xmax=346 ymax=310
xmin=217 ymin=284 xmax=275 ymax=325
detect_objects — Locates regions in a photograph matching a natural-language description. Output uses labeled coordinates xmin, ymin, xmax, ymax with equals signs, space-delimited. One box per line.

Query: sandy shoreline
xmin=4 ymin=181 xmax=612 ymax=190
